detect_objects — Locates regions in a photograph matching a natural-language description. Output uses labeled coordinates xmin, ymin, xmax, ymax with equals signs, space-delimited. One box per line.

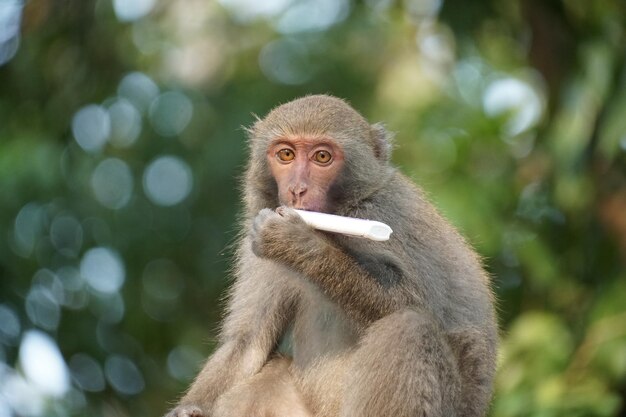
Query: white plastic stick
xmin=293 ymin=209 xmax=393 ymax=241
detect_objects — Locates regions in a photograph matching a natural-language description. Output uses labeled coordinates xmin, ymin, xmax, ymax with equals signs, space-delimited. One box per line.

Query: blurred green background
xmin=0 ymin=0 xmax=625 ymax=416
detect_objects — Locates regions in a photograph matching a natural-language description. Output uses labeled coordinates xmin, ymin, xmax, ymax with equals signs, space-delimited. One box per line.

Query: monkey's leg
xmin=295 ymin=352 xmax=351 ymax=417
xmin=166 ymin=246 xmax=299 ymax=417
xmin=212 ymin=356 xmax=312 ymax=417
xmin=340 ymin=309 xmax=462 ymax=417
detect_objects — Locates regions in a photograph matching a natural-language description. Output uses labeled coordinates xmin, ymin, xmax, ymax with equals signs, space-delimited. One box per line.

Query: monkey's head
xmin=244 ymin=95 xmax=394 ymax=216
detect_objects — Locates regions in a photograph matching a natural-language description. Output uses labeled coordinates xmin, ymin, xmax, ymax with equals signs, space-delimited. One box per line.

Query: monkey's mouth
xmin=290 ymin=204 xmax=311 ymax=211
xmin=284 ymin=202 xmax=323 ymax=213
xmin=280 ymin=196 xmax=326 ymax=213
xmin=294 ymin=205 xmax=328 ymax=214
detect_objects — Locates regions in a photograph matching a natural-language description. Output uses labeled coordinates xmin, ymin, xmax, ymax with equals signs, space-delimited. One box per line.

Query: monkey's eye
xmin=277 ymin=149 xmax=295 ymax=162
xmin=314 ymin=150 xmax=332 ymax=164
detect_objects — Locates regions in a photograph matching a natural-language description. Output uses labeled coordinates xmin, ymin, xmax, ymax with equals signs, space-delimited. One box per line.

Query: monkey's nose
xmin=289 ymin=183 xmax=307 ymax=197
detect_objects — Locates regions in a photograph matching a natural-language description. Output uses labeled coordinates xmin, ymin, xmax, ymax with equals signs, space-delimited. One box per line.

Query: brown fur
xmin=165 ymin=95 xmax=498 ymax=417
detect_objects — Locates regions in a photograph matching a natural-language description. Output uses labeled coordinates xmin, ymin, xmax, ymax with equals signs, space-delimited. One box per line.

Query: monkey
xmin=165 ymin=94 xmax=498 ymax=417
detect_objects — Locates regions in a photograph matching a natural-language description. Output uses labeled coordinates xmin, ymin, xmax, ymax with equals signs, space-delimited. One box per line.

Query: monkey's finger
xmin=276 ymin=206 xmax=298 ymax=218
xmin=252 ymin=208 xmax=276 ymax=233
xmin=165 ymin=405 xmax=204 ymax=417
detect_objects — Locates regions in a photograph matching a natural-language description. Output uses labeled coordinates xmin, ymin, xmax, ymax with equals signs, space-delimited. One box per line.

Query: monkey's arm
xmin=252 ymin=208 xmax=409 ymax=324
xmin=168 ymin=243 xmax=297 ymax=416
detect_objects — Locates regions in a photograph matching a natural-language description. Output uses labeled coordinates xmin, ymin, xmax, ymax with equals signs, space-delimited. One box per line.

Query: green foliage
xmin=0 ymin=0 xmax=624 ymax=416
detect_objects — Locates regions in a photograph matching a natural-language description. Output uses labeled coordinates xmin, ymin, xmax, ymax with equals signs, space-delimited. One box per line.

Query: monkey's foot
xmin=166 ymin=405 xmax=204 ymax=417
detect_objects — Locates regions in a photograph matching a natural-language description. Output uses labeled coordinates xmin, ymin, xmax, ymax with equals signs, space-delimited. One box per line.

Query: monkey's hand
xmin=164 ymin=405 xmax=204 ymax=417
xmin=251 ymin=207 xmax=320 ymax=261
xmin=252 ymin=207 xmax=403 ymax=323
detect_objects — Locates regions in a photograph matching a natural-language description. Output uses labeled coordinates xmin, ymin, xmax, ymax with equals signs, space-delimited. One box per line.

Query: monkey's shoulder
xmin=353 ymin=172 xmax=437 ymax=231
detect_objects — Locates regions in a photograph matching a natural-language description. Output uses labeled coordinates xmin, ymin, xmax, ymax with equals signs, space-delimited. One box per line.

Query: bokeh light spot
xmin=69 ymin=353 xmax=105 ymax=392
xmin=80 ymin=247 xmax=126 ymax=294
xmin=57 ymin=266 xmax=89 ymax=310
xmin=275 ymin=0 xmax=350 ymax=34
xmin=0 ymin=395 xmax=10 ymax=417
xmin=404 ymin=0 xmax=442 ymax=20
xmin=32 ymin=269 xmax=65 ymax=305
xmin=218 ymin=0 xmax=292 ymax=21
xmin=0 ymin=32 xmax=19 ymax=67
xmin=50 ymin=214 xmax=83 ymax=257
xmin=149 ymin=91 xmax=193 ymax=137
xmin=113 ymin=0 xmax=156 ymax=22
xmin=0 ymin=1 xmax=22 ymax=43
xmin=259 ymin=39 xmax=314 ymax=85
xmin=104 ymin=355 xmax=145 ymax=396
xmin=483 ymin=77 xmax=543 ymax=137
xmin=365 ymin=0 xmax=394 ymax=12
xmin=19 ymin=330 xmax=70 ymax=397
xmin=72 ymin=104 xmax=111 ymax=153
xmin=12 ymin=203 xmax=44 ymax=257
xmin=0 ymin=0 xmax=22 ymax=66
xmin=25 ymin=286 xmax=61 ymax=331
xmin=143 ymin=156 xmax=193 ymax=206
xmin=453 ymin=59 xmax=486 ymax=104
xmin=1 ymin=368 xmax=45 ymax=416
xmin=91 ymin=158 xmax=134 ymax=210
xmin=117 ymin=72 xmax=159 ymax=113
xmin=107 ymin=98 xmax=142 ymax=148
xmin=0 ymin=305 xmax=20 ymax=345
xmin=167 ymin=345 xmax=204 ymax=382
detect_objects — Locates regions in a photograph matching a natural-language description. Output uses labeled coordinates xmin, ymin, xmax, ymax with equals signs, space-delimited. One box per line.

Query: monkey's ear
xmin=371 ymin=123 xmax=394 ymax=162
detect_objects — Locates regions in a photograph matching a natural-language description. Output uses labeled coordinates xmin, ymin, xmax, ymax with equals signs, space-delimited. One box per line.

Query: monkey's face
xmin=266 ymin=136 xmax=344 ymax=213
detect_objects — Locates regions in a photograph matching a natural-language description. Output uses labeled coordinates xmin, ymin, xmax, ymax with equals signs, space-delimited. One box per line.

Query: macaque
xmin=165 ymin=95 xmax=498 ymax=417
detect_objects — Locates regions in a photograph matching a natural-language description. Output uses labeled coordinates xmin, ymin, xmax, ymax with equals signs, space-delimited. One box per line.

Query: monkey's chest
xmin=287 ymin=287 xmax=359 ymax=369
